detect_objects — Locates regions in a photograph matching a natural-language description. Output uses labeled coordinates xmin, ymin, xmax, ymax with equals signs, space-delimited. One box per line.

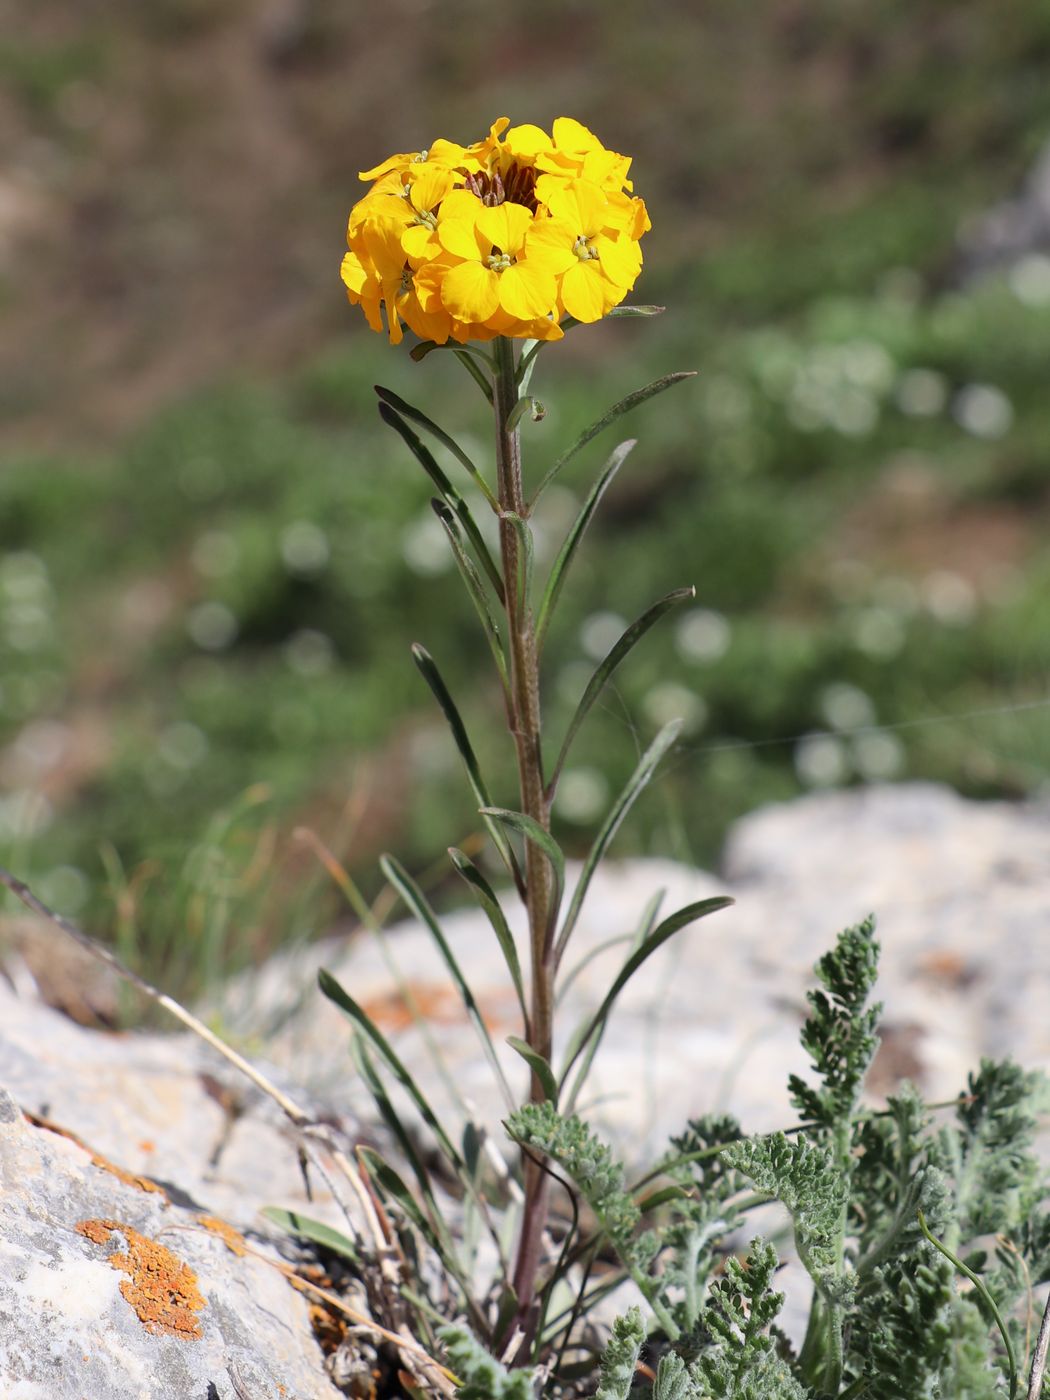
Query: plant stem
xmin=492 ymin=335 xmax=555 ymax=1348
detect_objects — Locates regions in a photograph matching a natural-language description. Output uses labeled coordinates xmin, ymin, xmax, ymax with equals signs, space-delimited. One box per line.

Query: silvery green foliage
xmin=692 ymin=1240 xmax=808 ymax=1400
xmin=720 ymin=1133 xmax=851 ymax=1306
xmin=438 ymin=1325 xmax=536 ymax=1400
xmin=661 ymin=1115 xmax=746 ymax=1334
xmin=508 ymin=1103 xmax=657 ymax=1275
xmin=594 ymin=1309 xmax=646 ymax=1400
xmin=787 ymin=915 xmax=881 ymax=1137
xmin=433 ymin=922 xmax=1050 ymax=1400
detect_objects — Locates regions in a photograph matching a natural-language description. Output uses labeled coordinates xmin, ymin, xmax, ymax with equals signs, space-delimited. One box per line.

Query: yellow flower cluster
xmin=341 ymin=117 xmax=650 ymax=346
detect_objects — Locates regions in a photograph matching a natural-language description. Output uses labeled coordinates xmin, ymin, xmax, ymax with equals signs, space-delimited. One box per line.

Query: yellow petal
xmin=560 ymin=262 xmax=607 ymax=323
xmin=401 ymin=224 xmax=438 ymax=261
xmin=552 ymin=117 xmax=602 ymax=153
xmin=441 ymin=261 xmax=501 ymax=321
xmin=505 ymin=123 xmax=552 ymax=157
xmin=522 ymin=217 xmax=577 ymax=274
xmin=595 ymin=232 xmax=641 ymax=288
xmin=408 ymin=165 xmax=453 ymax=215
xmin=438 ymin=218 xmax=485 ymax=261
xmin=499 ymin=261 xmax=557 ymax=320
xmin=476 ymin=202 xmax=534 ymax=256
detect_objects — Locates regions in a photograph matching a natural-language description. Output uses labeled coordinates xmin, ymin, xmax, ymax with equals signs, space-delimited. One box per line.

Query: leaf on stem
xmin=410 ymin=644 xmax=522 ymax=891
xmin=506 ymin=1036 xmax=560 ymax=1104
xmin=261 ymin=1207 xmax=360 ymax=1265
xmin=380 ymin=852 xmax=517 ymax=1112
xmin=506 ymin=396 xmax=547 ymax=431
xmin=431 ymin=500 xmax=509 ymax=692
xmin=500 ymin=511 xmax=534 ymax=623
xmin=480 ymin=807 xmax=565 ymax=943
xmin=531 ymin=372 xmax=696 ymax=505
xmin=555 ymin=719 xmax=683 ymax=965
xmin=535 ymin=439 xmax=637 ymax=652
xmin=547 ymin=588 xmax=695 ymax=797
xmin=448 ymin=846 xmax=527 ymax=1025
xmin=376 ymin=385 xmax=498 ymax=510
xmin=560 ymin=895 xmax=732 ymax=1104
xmin=606 ymin=304 xmax=665 ymax=318
xmin=318 ymin=967 xmax=464 ymax=1170
xmin=378 ymin=401 xmax=504 ymax=601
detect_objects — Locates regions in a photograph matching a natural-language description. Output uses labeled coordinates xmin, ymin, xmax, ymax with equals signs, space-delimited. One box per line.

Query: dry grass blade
xmin=1028 ymin=1289 xmax=1050 ymax=1400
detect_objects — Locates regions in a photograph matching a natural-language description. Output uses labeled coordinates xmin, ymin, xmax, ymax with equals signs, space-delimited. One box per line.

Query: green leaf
xmin=447 ymin=846 xmax=527 ymax=1025
xmin=318 ymin=966 xmax=464 ymax=1170
xmin=500 ymin=510 xmax=534 ymax=622
xmin=357 ymin=1144 xmax=444 ymax=1253
xmin=535 ymin=439 xmax=637 ymax=652
xmin=438 ymin=1324 xmax=536 ymax=1400
xmin=261 ymin=1207 xmax=360 ymax=1264
xmin=595 ymin=1308 xmax=647 ymax=1400
xmin=351 ymin=1036 xmax=449 ymax=1237
xmin=375 ymin=385 xmax=498 ymax=509
xmin=411 ymin=644 xmax=521 ymax=891
xmin=561 ymin=895 xmax=732 ymax=1103
xmin=918 ymin=1209 xmax=1019 ymax=1400
xmin=431 ymin=500 xmax=509 ymax=691
xmin=508 ymin=1103 xmax=678 ymax=1339
xmin=506 ymin=395 xmax=546 ymax=431
xmin=531 ymin=372 xmax=696 ymax=505
xmin=555 ymin=719 xmax=683 ymax=964
xmin=547 ymin=588 xmax=695 ymax=795
xmin=506 ymin=1035 xmax=559 ymax=1105
xmin=380 ymin=853 xmax=516 ymax=1112
xmin=480 ymin=807 xmax=565 ymax=942
xmin=378 ymin=401 xmax=503 ymax=599
xmin=606 ymin=304 xmax=665 ymax=318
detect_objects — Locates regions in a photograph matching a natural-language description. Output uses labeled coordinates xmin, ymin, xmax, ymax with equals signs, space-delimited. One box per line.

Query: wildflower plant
xmin=308 ymin=117 xmax=1050 ymax=1397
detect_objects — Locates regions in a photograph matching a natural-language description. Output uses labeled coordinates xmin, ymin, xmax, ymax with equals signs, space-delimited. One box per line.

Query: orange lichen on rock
xmin=27 ymin=1112 xmax=168 ymax=1199
xmin=197 ymin=1214 xmax=247 ymax=1256
xmin=76 ymin=1218 xmax=206 ymax=1339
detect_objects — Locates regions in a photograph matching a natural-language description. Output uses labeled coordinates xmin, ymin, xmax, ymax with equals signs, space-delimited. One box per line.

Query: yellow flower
xmin=437 ymin=202 xmax=567 ymax=323
xmin=541 ymin=179 xmax=644 ymax=322
xmin=342 ymin=117 xmax=649 ymax=344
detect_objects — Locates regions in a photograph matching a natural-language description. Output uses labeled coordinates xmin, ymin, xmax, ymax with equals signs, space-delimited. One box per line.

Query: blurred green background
xmin=2 ymin=0 xmax=1050 ymax=1000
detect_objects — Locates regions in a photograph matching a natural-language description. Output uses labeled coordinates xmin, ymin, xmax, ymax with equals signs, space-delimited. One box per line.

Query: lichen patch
xmin=197 ymin=1213 xmax=247 ymax=1256
xmin=75 ymin=1217 xmax=206 ymax=1339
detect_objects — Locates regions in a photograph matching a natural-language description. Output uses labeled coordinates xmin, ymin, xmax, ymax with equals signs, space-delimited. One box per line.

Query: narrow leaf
xmin=500 ymin=510 xmax=534 ymax=622
xmin=357 ymin=1145 xmax=443 ymax=1252
xmin=480 ymin=807 xmax=565 ymax=942
xmin=448 ymin=846 xmax=527 ymax=1024
xmin=607 ymin=304 xmax=665 ymax=318
xmin=351 ymin=1035 xmax=449 ymax=1237
xmin=431 ymin=500 xmax=509 ymax=690
xmin=380 ymin=852 xmax=516 ymax=1112
xmin=555 ymin=719 xmax=683 ymax=965
xmin=378 ymin=401 xmax=503 ymax=600
xmin=411 ymin=644 xmax=521 ymax=891
xmin=261 ymin=1208 xmax=360 ymax=1264
xmin=506 ymin=396 xmax=547 ymax=431
xmin=535 ymin=440 xmax=637 ymax=651
xmin=376 ymin=384 xmax=498 ymax=509
xmin=561 ymin=894 xmax=733 ymax=1099
xmin=318 ymin=967 xmax=463 ymax=1170
xmin=507 ymin=1035 xmax=560 ymax=1105
xmin=531 ymin=372 xmax=696 ymax=505
xmin=547 ymin=588 xmax=695 ymax=796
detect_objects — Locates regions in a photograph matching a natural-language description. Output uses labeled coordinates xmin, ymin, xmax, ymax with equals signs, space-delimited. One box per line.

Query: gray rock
xmin=0 ymin=1080 xmax=345 ymax=1399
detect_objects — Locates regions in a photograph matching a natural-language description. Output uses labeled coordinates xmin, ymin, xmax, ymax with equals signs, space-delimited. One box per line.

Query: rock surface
xmin=2 ymin=781 xmax=1049 ymax=1391
xmin=0 ymin=1076 xmax=346 ymax=1399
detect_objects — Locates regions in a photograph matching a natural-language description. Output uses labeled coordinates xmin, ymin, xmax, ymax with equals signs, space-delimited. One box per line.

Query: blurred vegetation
xmin=2 ymin=0 xmax=1050 ymax=996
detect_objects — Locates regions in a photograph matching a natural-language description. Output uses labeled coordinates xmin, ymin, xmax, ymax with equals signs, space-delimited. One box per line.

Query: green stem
xmin=492 ymin=335 xmax=555 ymax=1350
